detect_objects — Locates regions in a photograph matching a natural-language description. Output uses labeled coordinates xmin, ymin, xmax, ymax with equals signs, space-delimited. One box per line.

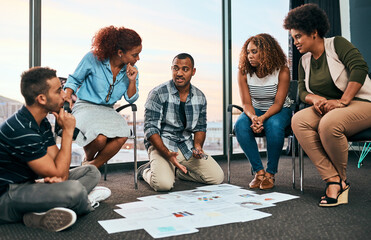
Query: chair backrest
xmin=295 ymin=81 xmax=311 ymax=110
xmin=54 ymin=77 xmax=79 ymax=140
xmin=60 ymin=77 xmax=77 ymax=103
xmin=288 ymin=80 xmax=298 ymax=112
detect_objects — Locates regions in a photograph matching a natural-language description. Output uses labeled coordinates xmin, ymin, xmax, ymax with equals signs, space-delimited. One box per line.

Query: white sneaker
xmin=88 ymin=186 xmax=111 ymax=208
xmin=23 ymin=207 xmax=76 ymax=232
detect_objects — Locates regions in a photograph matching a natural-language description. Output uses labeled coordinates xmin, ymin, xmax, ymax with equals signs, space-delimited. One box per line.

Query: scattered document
xmin=142 ymin=217 xmax=199 ymax=239
xmin=98 ymin=184 xmax=299 ymax=238
xmin=255 ymin=192 xmax=300 ymax=204
xmin=97 ymin=218 xmax=141 ymax=234
xmin=115 ymin=201 xmax=169 ymax=219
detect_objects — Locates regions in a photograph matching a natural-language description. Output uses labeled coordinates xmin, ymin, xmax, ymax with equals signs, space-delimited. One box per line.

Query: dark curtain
xmin=289 ymin=0 xmax=341 ymax=81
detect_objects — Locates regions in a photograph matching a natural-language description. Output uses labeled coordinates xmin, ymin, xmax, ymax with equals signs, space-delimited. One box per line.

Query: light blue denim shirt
xmin=64 ymin=51 xmax=139 ymax=105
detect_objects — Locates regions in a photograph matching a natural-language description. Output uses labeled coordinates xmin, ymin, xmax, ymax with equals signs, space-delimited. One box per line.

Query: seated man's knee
xmin=152 ymin=177 xmax=174 ymax=192
xmin=207 ymin=167 xmax=224 ymax=185
xmin=153 ymin=182 xmax=174 ymax=192
xmin=62 ymin=180 xmax=93 ymax=214
xmin=85 ymin=165 xmax=101 ymax=183
xmin=62 ymin=181 xmax=87 ymax=203
xmin=209 ymin=172 xmax=224 ymax=185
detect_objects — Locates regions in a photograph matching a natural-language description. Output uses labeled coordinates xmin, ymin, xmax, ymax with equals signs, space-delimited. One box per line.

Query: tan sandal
xmin=249 ymin=174 xmax=265 ymax=189
xmin=260 ymin=175 xmax=275 ymax=190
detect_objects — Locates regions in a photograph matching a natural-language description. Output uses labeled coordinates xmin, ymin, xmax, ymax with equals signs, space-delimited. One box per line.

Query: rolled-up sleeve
xmin=124 ymin=68 xmax=139 ymax=103
xmin=144 ymin=90 xmax=162 ymax=140
xmin=193 ymin=98 xmax=207 ymax=132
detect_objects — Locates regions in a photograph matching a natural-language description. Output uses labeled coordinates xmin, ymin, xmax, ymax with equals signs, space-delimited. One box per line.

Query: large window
xmin=0 ymin=0 xmax=290 ymax=164
xmin=42 ymin=0 xmax=223 ymax=162
xmin=231 ymin=0 xmax=289 ymax=153
xmin=0 ymin=0 xmax=28 ymax=105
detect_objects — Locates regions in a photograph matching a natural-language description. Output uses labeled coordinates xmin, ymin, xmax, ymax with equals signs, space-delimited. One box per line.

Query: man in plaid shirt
xmin=139 ymin=53 xmax=224 ymax=191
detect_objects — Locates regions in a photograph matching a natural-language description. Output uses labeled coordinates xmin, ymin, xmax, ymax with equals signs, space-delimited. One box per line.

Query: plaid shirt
xmin=144 ymin=80 xmax=207 ymax=160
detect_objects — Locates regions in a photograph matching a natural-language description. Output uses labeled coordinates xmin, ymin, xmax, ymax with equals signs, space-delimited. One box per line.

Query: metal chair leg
xmin=113 ymin=103 xmax=138 ymax=189
xmin=227 ymin=142 xmax=231 ymax=183
xmin=291 ymin=135 xmax=296 ymax=189
xmin=299 ymin=144 xmax=304 ymax=193
xmin=227 ymin=132 xmax=232 ymax=183
xmin=227 ymin=108 xmax=232 ymax=184
xmin=133 ymin=111 xmax=138 ymax=189
xmin=358 ymin=142 xmax=371 ymax=168
xmin=104 ymin=162 xmax=107 ymax=181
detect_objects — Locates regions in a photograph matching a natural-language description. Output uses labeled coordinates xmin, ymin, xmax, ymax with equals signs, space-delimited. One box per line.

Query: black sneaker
xmin=137 ymin=162 xmax=150 ymax=180
xmin=23 ymin=207 xmax=77 ymax=232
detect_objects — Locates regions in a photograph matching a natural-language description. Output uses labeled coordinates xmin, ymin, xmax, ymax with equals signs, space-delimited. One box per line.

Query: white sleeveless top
xmin=247 ymin=69 xmax=292 ymax=111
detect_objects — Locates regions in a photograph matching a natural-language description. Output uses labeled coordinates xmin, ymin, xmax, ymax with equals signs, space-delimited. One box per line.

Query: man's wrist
xmin=193 ymin=143 xmax=202 ymax=149
xmin=62 ymin=129 xmax=74 ymax=138
xmin=158 ymin=148 xmax=173 ymax=160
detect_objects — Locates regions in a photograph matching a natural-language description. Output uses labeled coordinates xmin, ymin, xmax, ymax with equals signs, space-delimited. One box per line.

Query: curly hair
xmin=91 ymin=25 xmax=142 ymax=61
xmin=21 ymin=67 xmax=57 ymax=106
xmin=283 ymin=3 xmax=329 ymax=38
xmin=238 ymin=33 xmax=287 ymax=76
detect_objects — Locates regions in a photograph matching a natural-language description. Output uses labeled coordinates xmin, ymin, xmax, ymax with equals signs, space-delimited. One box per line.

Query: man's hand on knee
xmin=42 ymin=176 xmax=64 ymax=183
xmin=168 ymin=152 xmax=187 ymax=174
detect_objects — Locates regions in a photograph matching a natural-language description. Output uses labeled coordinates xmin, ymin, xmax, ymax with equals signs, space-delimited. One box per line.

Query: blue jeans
xmin=234 ymin=107 xmax=292 ymax=174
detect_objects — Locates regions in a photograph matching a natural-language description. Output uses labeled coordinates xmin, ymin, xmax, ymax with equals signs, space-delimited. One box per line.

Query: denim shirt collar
xmin=102 ymin=58 xmax=127 ymax=74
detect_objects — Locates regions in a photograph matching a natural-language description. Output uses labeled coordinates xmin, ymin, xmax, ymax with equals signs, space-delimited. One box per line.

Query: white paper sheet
xmin=254 ymin=192 xmax=300 ymax=203
xmin=215 ymin=205 xmax=272 ymax=222
xmin=98 ymin=218 xmax=141 ymax=234
xmin=136 ymin=194 xmax=192 ymax=211
xmin=232 ymin=198 xmax=276 ymax=209
xmin=169 ymin=208 xmax=239 ymax=228
xmin=114 ymin=201 xmax=170 ymax=219
xmin=138 ymin=193 xmax=183 ymax=201
xmin=116 ymin=200 xmax=151 ymax=209
xmin=142 ymin=217 xmax=199 ymax=239
xmin=195 ymin=183 xmax=243 ymax=191
xmin=98 ymin=184 xmax=299 ymax=237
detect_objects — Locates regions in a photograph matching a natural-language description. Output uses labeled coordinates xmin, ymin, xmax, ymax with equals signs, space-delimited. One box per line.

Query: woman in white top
xmin=234 ymin=33 xmax=292 ymax=189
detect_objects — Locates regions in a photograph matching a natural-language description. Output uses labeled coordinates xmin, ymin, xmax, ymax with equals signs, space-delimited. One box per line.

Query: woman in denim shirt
xmin=64 ymin=25 xmax=142 ymax=168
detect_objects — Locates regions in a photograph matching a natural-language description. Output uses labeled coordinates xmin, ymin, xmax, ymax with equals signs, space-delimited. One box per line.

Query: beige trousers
xmin=292 ymin=100 xmax=371 ymax=181
xmin=142 ymin=146 xmax=224 ymax=191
